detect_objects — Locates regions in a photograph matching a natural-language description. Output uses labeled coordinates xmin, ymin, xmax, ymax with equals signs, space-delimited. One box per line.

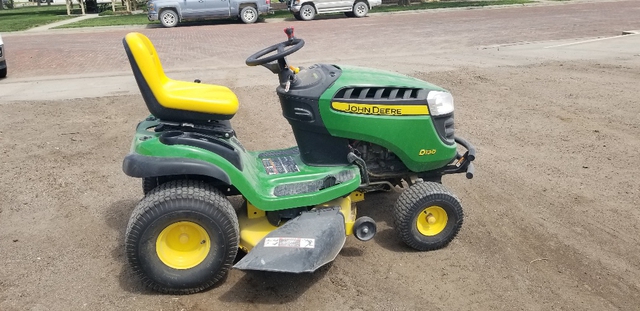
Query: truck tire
xmin=240 ymin=6 xmax=259 ymax=24
xmin=299 ymin=4 xmax=315 ymax=21
xmin=352 ymin=1 xmax=369 ymax=18
xmin=0 ymin=67 xmax=6 ymax=79
xmin=159 ymin=9 xmax=179 ymax=28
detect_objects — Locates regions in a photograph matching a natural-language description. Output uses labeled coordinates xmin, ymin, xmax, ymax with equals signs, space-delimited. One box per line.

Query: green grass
xmin=0 ymin=5 xmax=76 ymax=32
xmin=56 ymin=13 xmax=158 ymax=28
xmin=56 ymin=0 xmax=534 ymax=29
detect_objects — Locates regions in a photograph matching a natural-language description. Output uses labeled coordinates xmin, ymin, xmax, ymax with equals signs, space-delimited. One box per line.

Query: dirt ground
xmin=1 ymin=56 xmax=639 ymax=310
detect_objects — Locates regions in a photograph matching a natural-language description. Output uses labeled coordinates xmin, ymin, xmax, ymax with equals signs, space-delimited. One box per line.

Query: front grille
xmin=334 ymin=87 xmax=428 ymax=101
xmin=0 ymin=46 xmax=3 ymax=58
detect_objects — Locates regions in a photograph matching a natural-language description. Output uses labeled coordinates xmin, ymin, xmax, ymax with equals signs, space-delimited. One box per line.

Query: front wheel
xmin=352 ymin=1 xmax=369 ymax=18
xmin=0 ymin=67 xmax=6 ymax=79
xmin=125 ymin=180 xmax=239 ymax=294
xmin=293 ymin=12 xmax=303 ymax=20
xmin=393 ymin=182 xmax=463 ymax=251
xmin=240 ymin=6 xmax=259 ymax=24
xmin=159 ymin=9 xmax=179 ymax=28
xmin=298 ymin=4 xmax=316 ymax=21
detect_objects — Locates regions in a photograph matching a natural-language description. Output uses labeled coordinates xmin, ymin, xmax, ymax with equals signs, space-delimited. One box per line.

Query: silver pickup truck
xmin=148 ymin=0 xmax=271 ymax=27
xmin=288 ymin=0 xmax=381 ymax=21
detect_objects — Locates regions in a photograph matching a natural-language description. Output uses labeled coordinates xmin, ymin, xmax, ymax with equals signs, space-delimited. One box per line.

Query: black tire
xmin=239 ymin=6 xmax=259 ymax=24
xmin=142 ymin=176 xmax=180 ymax=195
xmin=159 ymin=9 xmax=179 ymax=28
xmin=142 ymin=177 xmax=162 ymax=195
xmin=352 ymin=1 xmax=369 ymax=18
xmin=344 ymin=12 xmax=355 ymax=18
xmin=298 ymin=4 xmax=315 ymax=21
xmin=293 ymin=12 xmax=303 ymax=20
xmin=393 ymin=182 xmax=463 ymax=251
xmin=0 ymin=67 xmax=6 ymax=79
xmin=125 ymin=180 xmax=239 ymax=294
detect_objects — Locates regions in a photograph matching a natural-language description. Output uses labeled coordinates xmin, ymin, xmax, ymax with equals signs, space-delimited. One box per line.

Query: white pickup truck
xmin=147 ymin=0 xmax=271 ymax=27
xmin=287 ymin=0 xmax=382 ymax=20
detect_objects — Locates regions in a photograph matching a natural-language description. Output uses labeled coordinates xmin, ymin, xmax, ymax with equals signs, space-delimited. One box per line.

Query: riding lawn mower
xmin=121 ymin=28 xmax=476 ymax=294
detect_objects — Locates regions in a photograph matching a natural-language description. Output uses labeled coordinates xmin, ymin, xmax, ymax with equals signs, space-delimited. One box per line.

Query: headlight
xmin=427 ymin=91 xmax=454 ymax=116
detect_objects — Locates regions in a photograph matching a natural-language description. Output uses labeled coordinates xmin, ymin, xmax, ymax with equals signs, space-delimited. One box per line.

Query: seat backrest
xmin=124 ymin=32 xmax=167 ymax=91
xmin=123 ymin=32 xmax=169 ymax=118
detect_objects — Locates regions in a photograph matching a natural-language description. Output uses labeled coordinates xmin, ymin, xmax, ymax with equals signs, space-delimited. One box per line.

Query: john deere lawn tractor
xmin=121 ymin=28 xmax=476 ymax=294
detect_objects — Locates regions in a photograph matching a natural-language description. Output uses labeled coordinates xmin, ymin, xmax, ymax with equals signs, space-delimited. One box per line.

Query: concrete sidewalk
xmin=24 ymin=13 xmax=101 ymax=32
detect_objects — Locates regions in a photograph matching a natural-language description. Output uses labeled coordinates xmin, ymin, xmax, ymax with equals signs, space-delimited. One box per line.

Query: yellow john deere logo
xmin=332 ymin=102 xmax=429 ymax=116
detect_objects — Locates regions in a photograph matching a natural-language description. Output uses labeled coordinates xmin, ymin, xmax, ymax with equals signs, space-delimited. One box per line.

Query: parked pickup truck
xmin=288 ymin=0 xmax=381 ymax=21
xmin=148 ymin=0 xmax=271 ymax=27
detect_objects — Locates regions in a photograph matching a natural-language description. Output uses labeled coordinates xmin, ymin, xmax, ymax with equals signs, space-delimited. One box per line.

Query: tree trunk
xmin=111 ymin=0 xmax=115 ymax=12
xmin=66 ymin=0 xmax=71 ymax=14
xmin=79 ymin=0 xmax=86 ymax=14
xmin=125 ymin=0 xmax=130 ymax=12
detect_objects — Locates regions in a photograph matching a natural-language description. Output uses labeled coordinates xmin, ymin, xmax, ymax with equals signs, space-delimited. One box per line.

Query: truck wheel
xmin=0 ymin=67 xmax=6 ymax=79
xmin=299 ymin=4 xmax=315 ymax=21
xmin=159 ymin=9 xmax=179 ymax=28
xmin=125 ymin=180 xmax=239 ymax=294
xmin=393 ymin=182 xmax=463 ymax=251
xmin=240 ymin=6 xmax=259 ymax=24
xmin=293 ymin=12 xmax=303 ymax=20
xmin=352 ymin=1 xmax=369 ymax=18
xmin=344 ymin=12 xmax=355 ymax=18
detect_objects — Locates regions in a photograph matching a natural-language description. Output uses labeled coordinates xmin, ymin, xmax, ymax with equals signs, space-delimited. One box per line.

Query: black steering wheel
xmin=245 ymin=29 xmax=305 ymax=67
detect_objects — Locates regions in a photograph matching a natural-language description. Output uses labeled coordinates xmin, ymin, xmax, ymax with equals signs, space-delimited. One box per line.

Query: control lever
xmin=284 ymin=27 xmax=295 ymax=40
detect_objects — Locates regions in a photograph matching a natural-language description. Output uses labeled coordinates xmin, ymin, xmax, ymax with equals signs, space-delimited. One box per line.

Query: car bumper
xmin=289 ymin=4 xmax=301 ymax=13
xmin=369 ymin=0 xmax=382 ymax=7
xmin=148 ymin=12 xmax=158 ymax=21
xmin=0 ymin=60 xmax=6 ymax=70
xmin=258 ymin=4 xmax=270 ymax=14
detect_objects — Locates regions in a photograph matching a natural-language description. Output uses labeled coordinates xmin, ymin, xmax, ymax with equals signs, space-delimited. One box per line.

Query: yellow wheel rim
xmin=156 ymin=221 xmax=211 ymax=269
xmin=416 ymin=206 xmax=448 ymax=236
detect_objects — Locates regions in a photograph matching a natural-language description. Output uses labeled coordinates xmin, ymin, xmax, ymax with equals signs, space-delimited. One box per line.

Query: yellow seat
xmin=123 ymin=32 xmax=239 ymax=122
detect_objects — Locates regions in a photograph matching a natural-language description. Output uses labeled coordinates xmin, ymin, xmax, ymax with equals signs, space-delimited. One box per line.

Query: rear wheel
xmin=293 ymin=12 xmax=303 ymax=20
xmin=299 ymin=4 xmax=315 ymax=21
xmin=0 ymin=67 xmax=6 ymax=78
xmin=240 ymin=6 xmax=259 ymax=24
xmin=125 ymin=180 xmax=239 ymax=294
xmin=352 ymin=1 xmax=369 ymax=18
xmin=393 ymin=182 xmax=463 ymax=251
xmin=159 ymin=9 xmax=179 ymax=28
xmin=344 ymin=12 xmax=355 ymax=18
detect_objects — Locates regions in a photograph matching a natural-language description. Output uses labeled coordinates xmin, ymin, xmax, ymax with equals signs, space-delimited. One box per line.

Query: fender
xmin=159 ymin=5 xmax=183 ymax=19
xmin=122 ymin=153 xmax=231 ymax=185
